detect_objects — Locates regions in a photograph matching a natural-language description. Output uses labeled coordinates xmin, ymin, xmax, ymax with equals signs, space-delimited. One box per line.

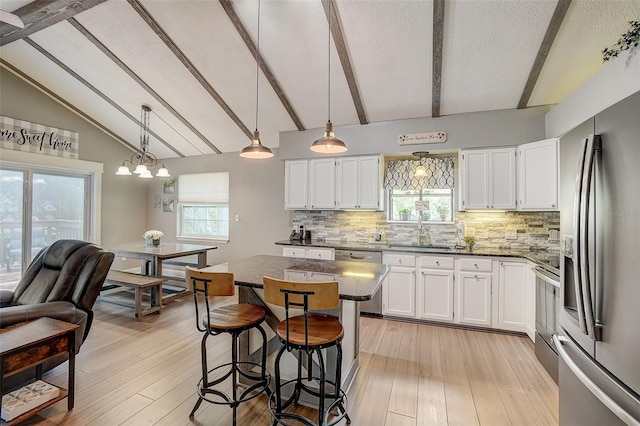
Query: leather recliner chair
xmin=0 ymin=239 xmax=114 ymax=390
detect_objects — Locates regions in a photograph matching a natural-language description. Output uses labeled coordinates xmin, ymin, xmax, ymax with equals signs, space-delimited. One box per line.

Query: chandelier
xmin=116 ymin=105 xmax=170 ymax=178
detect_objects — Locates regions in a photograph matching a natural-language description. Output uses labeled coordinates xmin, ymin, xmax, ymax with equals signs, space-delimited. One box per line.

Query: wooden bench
xmin=101 ymin=271 xmax=167 ymax=321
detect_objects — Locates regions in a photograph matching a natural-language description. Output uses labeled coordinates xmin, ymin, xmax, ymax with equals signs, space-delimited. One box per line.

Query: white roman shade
xmin=178 ymin=172 xmax=229 ymax=204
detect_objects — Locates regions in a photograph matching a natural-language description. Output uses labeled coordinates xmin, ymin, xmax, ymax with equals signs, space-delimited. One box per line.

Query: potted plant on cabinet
xmin=399 ymin=208 xmax=411 ymax=221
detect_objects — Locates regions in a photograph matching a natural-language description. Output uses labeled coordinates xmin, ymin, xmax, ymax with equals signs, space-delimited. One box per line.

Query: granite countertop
xmin=275 ymin=240 xmax=560 ymax=274
xmin=201 ymin=255 xmax=390 ymax=302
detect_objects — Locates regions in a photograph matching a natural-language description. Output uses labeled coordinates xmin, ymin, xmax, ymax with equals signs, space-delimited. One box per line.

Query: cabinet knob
xmin=436 ymin=261 xmax=440 ymax=265
xmin=551 ymin=204 xmax=556 ymax=208
xmin=399 ymin=259 xmax=402 ymax=264
xmin=474 ymin=274 xmax=478 ymax=279
xmin=474 ymin=263 xmax=478 ymax=268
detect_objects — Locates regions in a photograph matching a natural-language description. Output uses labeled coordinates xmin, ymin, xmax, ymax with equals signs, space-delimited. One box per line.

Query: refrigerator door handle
xmin=579 ymin=135 xmax=601 ymax=340
xmin=572 ymin=138 xmax=589 ymax=334
xmin=554 ymin=335 xmax=640 ymax=426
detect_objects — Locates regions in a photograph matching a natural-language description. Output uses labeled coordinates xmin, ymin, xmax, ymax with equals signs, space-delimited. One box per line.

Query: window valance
xmin=384 ymin=157 xmax=455 ymax=190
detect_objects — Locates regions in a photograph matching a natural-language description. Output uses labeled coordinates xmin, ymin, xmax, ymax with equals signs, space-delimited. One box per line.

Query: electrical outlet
xmin=505 ymin=229 xmax=517 ymax=240
xmin=550 ymin=229 xmax=559 ymax=240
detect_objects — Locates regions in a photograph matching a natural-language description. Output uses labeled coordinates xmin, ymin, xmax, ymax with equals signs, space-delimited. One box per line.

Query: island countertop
xmin=201 ymin=254 xmax=390 ymax=301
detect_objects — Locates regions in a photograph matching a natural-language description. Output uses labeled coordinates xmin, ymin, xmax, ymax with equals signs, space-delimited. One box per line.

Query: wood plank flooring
xmin=19 ymin=296 xmax=558 ymax=425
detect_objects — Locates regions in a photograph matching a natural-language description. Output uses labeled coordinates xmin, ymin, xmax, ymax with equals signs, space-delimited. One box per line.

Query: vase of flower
xmin=143 ymin=230 xmax=164 ymax=247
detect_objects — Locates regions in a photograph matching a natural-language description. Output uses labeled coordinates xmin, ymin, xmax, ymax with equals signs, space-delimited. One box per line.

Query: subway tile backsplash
xmin=291 ymin=210 xmax=560 ymax=251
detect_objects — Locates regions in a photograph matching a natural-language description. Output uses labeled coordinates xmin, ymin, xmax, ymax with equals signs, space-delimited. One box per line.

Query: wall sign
xmin=0 ymin=116 xmax=78 ymax=159
xmin=397 ymin=131 xmax=447 ymax=145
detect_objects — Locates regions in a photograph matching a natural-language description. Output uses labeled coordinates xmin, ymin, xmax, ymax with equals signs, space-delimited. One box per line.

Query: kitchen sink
xmin=388 ymin=244 xmax=452 ymax=251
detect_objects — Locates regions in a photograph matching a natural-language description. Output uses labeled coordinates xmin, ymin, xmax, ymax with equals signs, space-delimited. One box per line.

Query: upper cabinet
xmin=460 ymin=148 xmax=516 ymax=210
xmin=285 ymin=156 xmax=382 ymax=211
xmin=517 ymin=138 xmax=559 ymax=210
xmin=284 ymin=160 xmax=308 ymax=209
xmin=336 ymin=156 xmax=382 ymax=210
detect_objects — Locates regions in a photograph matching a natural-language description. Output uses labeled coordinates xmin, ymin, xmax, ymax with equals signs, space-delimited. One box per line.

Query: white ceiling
xmin=1 ymin=0 xmax=638 ymax=159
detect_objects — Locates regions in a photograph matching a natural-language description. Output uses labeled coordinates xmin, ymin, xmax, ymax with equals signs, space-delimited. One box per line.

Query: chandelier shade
xmin=115 ymin=105 xmax=170 ymax=178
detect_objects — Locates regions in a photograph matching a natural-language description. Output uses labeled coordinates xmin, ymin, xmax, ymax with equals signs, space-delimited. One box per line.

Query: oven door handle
xmin=532 ymin=266 xmax=560 ymax=287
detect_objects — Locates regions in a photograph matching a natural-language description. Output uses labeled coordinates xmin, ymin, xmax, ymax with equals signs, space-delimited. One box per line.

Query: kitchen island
xmin=201 ymin=255 xmax=390 ymax=392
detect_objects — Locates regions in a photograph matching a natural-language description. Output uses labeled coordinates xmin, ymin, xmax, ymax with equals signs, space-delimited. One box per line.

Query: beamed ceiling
xmin=0 ymin=0 xmax=638 ymax=159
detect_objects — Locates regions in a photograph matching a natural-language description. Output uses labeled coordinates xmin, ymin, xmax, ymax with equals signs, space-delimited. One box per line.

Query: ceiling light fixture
xmin=240 ymin=0 xmax=273 ymax=159
xmin=310 ymin=0 xmax=347 ymax=154
xmin=116 ymin=105 xmax=170 ymax=178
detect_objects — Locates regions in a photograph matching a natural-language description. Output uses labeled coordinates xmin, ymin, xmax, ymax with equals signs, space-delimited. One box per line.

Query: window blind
xmin=178 ymin=172 xmax=229 ymax=204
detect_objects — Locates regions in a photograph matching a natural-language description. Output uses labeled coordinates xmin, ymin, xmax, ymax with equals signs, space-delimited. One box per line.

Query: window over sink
xmin=384 ymin=156 xmax=455 ymax=223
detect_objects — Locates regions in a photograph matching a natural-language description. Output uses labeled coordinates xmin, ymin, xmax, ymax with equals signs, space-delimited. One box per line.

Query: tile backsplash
xmin=291 ymin=210 xmax=560 ymax=251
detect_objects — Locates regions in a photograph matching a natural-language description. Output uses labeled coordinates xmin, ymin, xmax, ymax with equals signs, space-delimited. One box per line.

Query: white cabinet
xmin=285 ymin=160 xmax=308 ymax=210
xmin=335 ymin=156 xmax=382 ymax=210
xmin=460 ymin=148 xmax=516 ymax=210
xmin=382 ymin=253 xmax=416 ymax=318
xmin=456 ymin=258 xmax=492 ymax=326
xmin=282 ymin=247 xmax=334 ymax=260
xmin=308 ymin=159 xmax=335 ymax=210
xmin=417 ymin=255 xmax=455 ymax=322
xmin=517 ymin=138 xmax=559 ymax=210
xmin=497 ymin=261 xmax=527 ymax=333
xmin=524 ymin=263 xmax=536 ymax=341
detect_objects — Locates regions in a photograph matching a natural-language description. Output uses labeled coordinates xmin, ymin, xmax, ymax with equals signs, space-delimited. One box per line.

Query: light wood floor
xmin=22 ymin=295 xmax=558 ymax=425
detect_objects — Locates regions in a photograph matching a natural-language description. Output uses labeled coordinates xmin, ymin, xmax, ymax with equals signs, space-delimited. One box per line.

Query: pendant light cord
xmin=255 ymin=0 xmax=261 ymax=133
xmin=327 ymin=0 xmax=331 ymax=122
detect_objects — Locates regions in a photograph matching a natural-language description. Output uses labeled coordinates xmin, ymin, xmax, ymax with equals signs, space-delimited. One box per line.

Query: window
xmin=384 ymin=156 xmax=455 ymax=223
xmin=177 ymin=172 xmax=229 ymax=241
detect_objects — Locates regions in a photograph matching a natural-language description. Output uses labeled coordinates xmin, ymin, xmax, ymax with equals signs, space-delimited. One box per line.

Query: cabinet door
xmin=357 ymin=156 xmax=381 ymax=209
xmin=417 ymin=269 xmax=454 ymax=321
xmin=282 ymin=247 xmax=306 ymax=258
xmin=308 ymin=159 xmax=335 ymax=209
xmin=489 ymin=148 xmax=516 ymax=209
xmin=285 ymin=160 xmax=308 ymax=209
xmin=457 ymin=272 xmax=492 ymax=326
xmin=335 ymin=157 xmax=358 ymax=209
xmin=461 ymin=150 xmax=488 ymax=209
xmin=518 ymin=138 xmax=559 ymax=210
xmin=382 ymin=266 xmax=415 ymax=318
xmin=306 ymin=248 xmax=335 ymax=260
xmin=497 ymin=261 xmax=527 ymax=332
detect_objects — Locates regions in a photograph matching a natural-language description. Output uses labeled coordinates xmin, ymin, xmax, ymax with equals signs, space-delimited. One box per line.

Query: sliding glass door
xmin=0 ymin=167 xmax=91 ymax=290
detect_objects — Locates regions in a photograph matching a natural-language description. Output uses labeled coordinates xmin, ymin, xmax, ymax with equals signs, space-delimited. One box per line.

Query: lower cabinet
xmin=497 ymin=261 xmax=527 ymax=332
xmin=457 ymin=272 xmax=492 ymax=326
xmin=282 ymin=247 xmax=334 ymax=260
xmin=382 ymin=253 xmax=416 ymax=318
xmin=417 ymin=256 xmax=455 ymax=321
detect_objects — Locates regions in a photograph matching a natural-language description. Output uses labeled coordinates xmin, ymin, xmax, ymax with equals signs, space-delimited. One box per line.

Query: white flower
xmin=143 ymin=230 xmax=164 ymax=239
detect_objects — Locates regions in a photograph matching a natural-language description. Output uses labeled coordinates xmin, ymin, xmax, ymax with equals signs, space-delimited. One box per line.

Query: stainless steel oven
xmin=533 ymin=263 xmax=561 ymax=383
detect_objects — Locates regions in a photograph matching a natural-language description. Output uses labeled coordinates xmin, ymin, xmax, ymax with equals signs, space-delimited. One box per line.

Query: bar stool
xmin=263 ymin=276 xmax=350 ymax=426
xmin=186 ymin=266 xmax=270 ymax=425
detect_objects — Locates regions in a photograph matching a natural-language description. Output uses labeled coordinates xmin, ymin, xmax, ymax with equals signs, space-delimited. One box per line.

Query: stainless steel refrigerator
xmin=557 ymin=91 xmax=640 ymax=425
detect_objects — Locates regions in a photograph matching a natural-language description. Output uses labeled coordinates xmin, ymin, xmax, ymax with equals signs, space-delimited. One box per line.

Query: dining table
xmin=107 ymin=242 xmax=217 ymax=302
xmin=201 ymin=254 xmax=390 ymax=397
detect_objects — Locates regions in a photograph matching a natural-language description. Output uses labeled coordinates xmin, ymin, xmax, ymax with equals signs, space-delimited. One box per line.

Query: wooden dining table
xmin=107 ymin=242 xmax=217 ymax=301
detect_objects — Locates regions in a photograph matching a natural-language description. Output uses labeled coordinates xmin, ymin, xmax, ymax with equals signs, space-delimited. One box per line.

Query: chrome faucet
xmin=417 ymin=213 xmax=430 ymax=246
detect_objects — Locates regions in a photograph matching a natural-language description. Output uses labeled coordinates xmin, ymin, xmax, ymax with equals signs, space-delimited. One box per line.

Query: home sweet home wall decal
xmin=0 ymin=116 xmax=78 ymax=159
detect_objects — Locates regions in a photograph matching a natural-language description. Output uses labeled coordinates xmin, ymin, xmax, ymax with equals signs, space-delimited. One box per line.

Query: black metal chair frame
xmin=188 ymin=275 xmax=271 ymax=425
xmin=269 ymin=288 xmax=350 ymax=426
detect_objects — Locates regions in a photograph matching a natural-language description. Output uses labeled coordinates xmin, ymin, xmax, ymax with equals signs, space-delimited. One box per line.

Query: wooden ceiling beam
xmin=518 ymin=0 xmax=572 ymax=109
xmin=68 ymin=18 xmax=220 ymax=155
xmin=321 ymin=0 xmax=368 ymax=125
xmin=0 ymin=0 xmax=108 ymax=47
xmin=22 ymin=37 xmax=184 ymax=157
xmin=432 ymin=0 xmax=445 ymax=118
xmin=127 ymin=0 xmax=252 ymax=141
xmin=219 ymin=0 xmax=305 ymax=132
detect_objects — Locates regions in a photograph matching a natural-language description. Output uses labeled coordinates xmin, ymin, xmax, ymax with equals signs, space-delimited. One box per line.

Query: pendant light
xmin=240 ymin=0 xmax=273 ymax=159
xmin=310 ymin=0 xmax=347 ymax=153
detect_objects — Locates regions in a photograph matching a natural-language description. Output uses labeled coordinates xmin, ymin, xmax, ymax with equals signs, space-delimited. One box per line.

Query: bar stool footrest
xmin=196 ymin=361 xmax=271 ymax=407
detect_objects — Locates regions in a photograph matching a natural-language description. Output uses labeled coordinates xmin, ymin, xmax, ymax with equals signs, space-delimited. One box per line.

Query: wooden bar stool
xmin=263 ymin=276 xmax=350 ymax=426
xmin=186 ymin=266 xmax=270 ymax=425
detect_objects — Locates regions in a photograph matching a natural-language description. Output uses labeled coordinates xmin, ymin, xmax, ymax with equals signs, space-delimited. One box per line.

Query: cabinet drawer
xmin=419 ymin=256 xmax=454 ymax=269
xmin=459 ymin=257 xmax=492 ymax=272
xmin=383 ymin=253 xmax=416 ymax=267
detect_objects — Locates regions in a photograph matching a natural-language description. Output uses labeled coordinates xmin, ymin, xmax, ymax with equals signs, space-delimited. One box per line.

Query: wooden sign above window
xmin=0 ymin=116 xmax=78 ymax=159
xmin=397 ymin=131 xmax=447 ymax=145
